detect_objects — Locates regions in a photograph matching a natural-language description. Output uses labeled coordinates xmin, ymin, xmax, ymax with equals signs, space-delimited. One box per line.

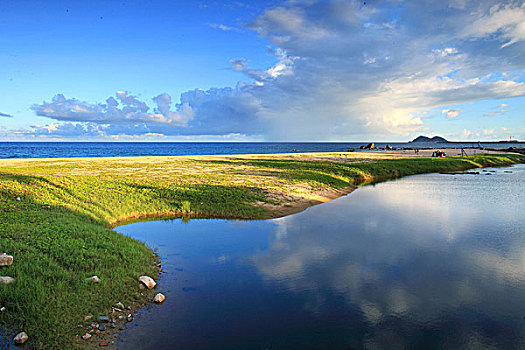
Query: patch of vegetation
xmin=0 ymin=153 xmax=523 ymax=348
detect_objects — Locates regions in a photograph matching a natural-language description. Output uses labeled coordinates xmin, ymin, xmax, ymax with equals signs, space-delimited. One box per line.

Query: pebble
xmin=0 ymin=253 xmax=13 ymax=266
xmin=111 ymin=323 xmax=117 ymax=328
xmin=14 ymin=332 xmax=28 ymax=344
xmin=114 ymin=302 xmax=124 ymax=309
xmin=86 ymin=275 xmax=100 ymax=283
xmin=138 ymin=276 xmax=156 ymax=289
xmin=0 ymin=307 xmax=5 ymax=312
xmin=154 ymin=293 xmax=166 ymax=303
xmin=127 ymin=314 xmax=134 ymax=322
xmin=82 ymin=333 xmax=92 ymax=340
xmin=97 ymin=316 xmax=109 ymax=323
xmin=0 ymin=276 xmax=15 ymax=284
xmin=98 ymin=324 xmax=106 ymax=331
xmin=84 ymin=314 xmax=93 ymax=321
xmin=15 ymin=197 xmax=21 ymax=201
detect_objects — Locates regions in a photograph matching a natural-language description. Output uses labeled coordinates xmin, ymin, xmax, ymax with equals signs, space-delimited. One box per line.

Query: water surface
xmin=1 ymin=141 xmax=522 ymax=159
xmin=116 ymin=165 xmax=525 ymax=349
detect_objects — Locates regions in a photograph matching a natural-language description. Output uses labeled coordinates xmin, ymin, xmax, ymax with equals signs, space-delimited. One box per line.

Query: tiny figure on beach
xmin=432 ymin=150 xmax=446 ymax=157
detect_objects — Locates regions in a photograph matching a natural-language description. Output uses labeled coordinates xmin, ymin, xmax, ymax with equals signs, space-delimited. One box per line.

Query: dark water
xmin=115 ymin=165 xmax=525 ymax=349
xmin=1 ymin=141 xmax=523 ymax=159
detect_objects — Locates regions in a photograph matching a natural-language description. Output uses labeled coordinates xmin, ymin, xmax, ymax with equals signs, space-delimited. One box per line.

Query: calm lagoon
xmin=115 ymin=164 xmax=525 ymax=349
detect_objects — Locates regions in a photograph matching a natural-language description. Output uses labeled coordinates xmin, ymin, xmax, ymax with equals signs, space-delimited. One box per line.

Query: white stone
xmin=86 ymin=275 xmax=100 ymax=283
xmin=153 ymin=293 xmax=165 ymax=303
xmin=15 ymin=197 xmax=21 ymax=201
xmin=138 ymin=276 xmax=156 ymax=289
xmin=14 ymin=332 xmax=28 ymax=344
xmin=0 ymin=276 xmax=15 ymax=284
xmin=81 ymin=333 xmax=92 ymax=340
xmin=0 ymin=253 xmax=13 ymax=266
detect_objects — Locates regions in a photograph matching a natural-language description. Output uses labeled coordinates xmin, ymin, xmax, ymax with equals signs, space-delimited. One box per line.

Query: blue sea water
xmin=0 ymin=141 xmax=523 ymax=159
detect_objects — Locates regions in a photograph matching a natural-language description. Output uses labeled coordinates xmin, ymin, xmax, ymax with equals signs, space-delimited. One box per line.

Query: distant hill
xmin=410 ymin=135 xmax=448 ymax=143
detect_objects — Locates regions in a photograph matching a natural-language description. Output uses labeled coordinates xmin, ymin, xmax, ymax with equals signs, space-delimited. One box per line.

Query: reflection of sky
xmin=116 ymin=165 xmax=525 ymax=349
xmin=253 ymin=165 xmax=525 ymax=348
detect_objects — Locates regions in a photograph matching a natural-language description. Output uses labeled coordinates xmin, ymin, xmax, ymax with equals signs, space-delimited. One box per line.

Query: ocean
xmin=0 ymin=141 xmax=523 ymax=159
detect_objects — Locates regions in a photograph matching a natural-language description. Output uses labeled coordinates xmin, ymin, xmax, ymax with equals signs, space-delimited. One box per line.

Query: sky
xmin=0 ymin=0 xmax=524 ymax=142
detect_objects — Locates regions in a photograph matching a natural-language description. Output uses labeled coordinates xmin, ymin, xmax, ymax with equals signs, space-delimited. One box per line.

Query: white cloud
xmin=461 ymin=128 xmax=472 ymax=138
xmin=441 ymin=109 xmax=461 ymax=119
xmin=209 ymin=23 xmax=241 ymax=32
xmin=460 ymin=3 xmax=525 ymax=48
xmin=432 ymin=47 xmax=459 ymax=57
xmin=17 ymin=0 xmax=525 ymax=139
xmin=31 ymin=92 xmax=193 ymax=127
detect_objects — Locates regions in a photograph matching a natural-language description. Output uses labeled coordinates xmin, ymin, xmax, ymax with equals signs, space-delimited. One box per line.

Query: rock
xmin=114 ymin=302 xmax=124 ymax=309
xmin=15 ymin=197 xmax=21 ymax=201
xmin=98 ymin=324 xmax=106 ymax=331
xmin=0 ymin=254 xmax=13 ymax=266
xmin=0 ymin=276 xmax=15 ymax=284
xmin=138 ymin=276 xmax=156 ymax=289
xmin=97 ymin=316 xmax=109 ymax=323
xmin=0 ymin=307 xmax=5 ymax=312
xmin=365 ymin=143 xmax=375 ymax=149
xmin=14 ymin=332 xmax=28 ymax=344
xmin=359 ymin=145 xmax=366 ymax=149
xmin=126 ymin=306 xmax=131 ymax=310
xmin=82 ymin=333 xmax=92 ymax=340
xmin=110 ymin=323 xmax=117 ymax=328
xmin=127 ymin=314 xmax=134 ymax=322
xmin=84 ymin=314 xmax=93 ymax=321
xmin=86 ymin=276 xmax=100 ymax=283
xmin=154 ymin=293 xmax=165 ymax=303
xmin=385 ymin=144 xmax=393 ymax=150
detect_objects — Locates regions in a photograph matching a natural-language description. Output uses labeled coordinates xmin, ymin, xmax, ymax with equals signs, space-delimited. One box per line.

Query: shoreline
xmin=0 ymin=152 xmax=524 ymax=348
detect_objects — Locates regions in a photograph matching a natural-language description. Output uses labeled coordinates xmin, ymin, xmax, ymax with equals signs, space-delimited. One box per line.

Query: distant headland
xmin=409 ymin=135 xmax=448 ymax=143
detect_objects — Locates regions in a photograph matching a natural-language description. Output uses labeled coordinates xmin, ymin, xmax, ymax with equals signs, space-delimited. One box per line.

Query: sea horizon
xmin=2 ymin=140 xmax=524 ymax=159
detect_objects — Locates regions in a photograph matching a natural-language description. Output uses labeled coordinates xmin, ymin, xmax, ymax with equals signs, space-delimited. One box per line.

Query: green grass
xmin=0 ymin=153 xmax=523 ymax=348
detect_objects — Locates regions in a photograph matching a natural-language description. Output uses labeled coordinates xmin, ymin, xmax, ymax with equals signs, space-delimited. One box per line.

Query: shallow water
xmin=115 ymin=164 xmax=525 ymax=349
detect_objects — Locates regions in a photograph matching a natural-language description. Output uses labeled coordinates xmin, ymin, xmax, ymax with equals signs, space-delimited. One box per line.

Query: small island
xmin=410 ymin=135 xmax=449 ymax=143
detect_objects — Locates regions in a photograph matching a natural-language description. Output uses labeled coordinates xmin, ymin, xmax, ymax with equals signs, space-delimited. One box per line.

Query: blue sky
xmin=1 ymin=0 xmax=524 ymax=141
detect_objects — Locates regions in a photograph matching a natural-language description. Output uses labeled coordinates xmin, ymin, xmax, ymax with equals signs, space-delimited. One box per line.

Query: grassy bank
xmin=0 ymin=153 xmax=523 ymax=348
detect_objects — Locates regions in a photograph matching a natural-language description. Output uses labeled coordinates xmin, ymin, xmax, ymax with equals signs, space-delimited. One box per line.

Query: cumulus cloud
xmin=0 ymin=112 xmax=13 ymax=118
xmin=31 ymin=91 xmax=193 ymax=127
xmin=25 ymin=87 xmax=265 ymax=137
xmin=19 ymin=0 xmax=525 ymax=139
